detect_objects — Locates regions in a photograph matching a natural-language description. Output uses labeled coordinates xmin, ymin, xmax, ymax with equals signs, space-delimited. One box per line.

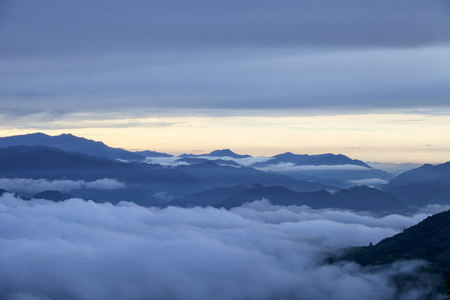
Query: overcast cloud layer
xmin=0 ymin=193 xmax=446 ymax=300
xmin=1 ymin=0 xmax=450 ymax=118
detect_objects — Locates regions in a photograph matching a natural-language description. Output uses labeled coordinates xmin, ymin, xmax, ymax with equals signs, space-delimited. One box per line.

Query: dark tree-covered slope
xmin=343 ymin=209 xmax=450 ymax=274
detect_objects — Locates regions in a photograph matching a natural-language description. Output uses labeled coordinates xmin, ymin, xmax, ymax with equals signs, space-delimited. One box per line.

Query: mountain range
xmin=179 ymin=184 xmax=406 ymax=212
xmin=0 ymin=145 xmax=200 ymax=205
xmin=0 ymin=132 xmax=143 ymax=161
xmin=251 ymin=152 xmax=370 ymax=167
xmin=0 ymin=132 xmax=449 ymax=212
xmin=383 ymin=162 xmax=450 ymax=207
xmin=1 ymin=132 xmax=449 ymax=297
xmin=180 ymin=149 xmax=251 ymax=159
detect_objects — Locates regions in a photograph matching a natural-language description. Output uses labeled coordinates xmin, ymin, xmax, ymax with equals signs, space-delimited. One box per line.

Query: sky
xmin=1 ymin=0 xmax=450 ymax=163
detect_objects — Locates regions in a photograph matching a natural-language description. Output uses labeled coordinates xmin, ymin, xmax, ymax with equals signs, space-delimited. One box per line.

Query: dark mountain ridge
xmin=251 ymin=152 xmax=370 ymax=168
xmin=174 ymin=161 xmax=335 ymax=192
xmin=135 ymin=150 xmax=173 ymax=158
xmin=215 ymin=185 xmax=406 ymax=212
xmin=0 ymin=132 xmax=144 ymax=161
xmin=341 ymin=209 xmax=450 ymax=293
xmin=180 ymin=149 xmax=251 ymax=159
xmin=249 ymin=152 xmax=394 ymax=189
xmin=175 ymin=157 xmax=242 ymax=167
xmin=383 ymin=162 xmax=450 ymax=207
xmin=0 ymin=145 xmax=201 ymax=204
xmin=169 ymin=184 xmax=264 ymax=208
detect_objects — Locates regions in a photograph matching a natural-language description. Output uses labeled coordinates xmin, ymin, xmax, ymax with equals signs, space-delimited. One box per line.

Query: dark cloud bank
xmin=0 ymin=193 xmax=445 ymax=300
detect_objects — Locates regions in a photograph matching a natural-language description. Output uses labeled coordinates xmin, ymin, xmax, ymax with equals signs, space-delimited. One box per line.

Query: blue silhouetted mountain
xmin=180 ymin=149 xmax=251 ymax=159
xmin=206 ymin=149 xmax=251 ymax=158
xmin=250 ymin=152 xmax=394 ymax=188
xmin=33 ymin=190 xmax=74 ymax=202
xmin=175 ymin=157 xmax=242 ymax=167
xmin=169 ymin=184 xmax=264 ymax=207
xmin=135 ymin=150 xmax=173 ymax=157
xmin=214 ymin=185 xmax=406 ymax=212
xmin=0 ymin=145 xmax=201 ymax=204
xmin=383 ymin=162 xmax=450 ymax=207
xmin=0 ymin=132 xmax=144 ymax=161
xmin=173 ymin=161 xmax=335 ymax=192
xmin=252 ymin=152 xmax=370 ymax=167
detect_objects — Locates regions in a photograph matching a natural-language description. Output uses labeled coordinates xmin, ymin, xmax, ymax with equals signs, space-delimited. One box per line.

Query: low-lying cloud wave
xmin=0 ymin=178 xmax=126 ymax=195
xmin=0 ymin=194 xmax=442 ymax=300
xmin=145 ymin=156 xmax=270 ymax=167
xmin=347 ymin=178 xmax=389 ymax=186
xmin=255 ymin=162 xmax=370 ymax=173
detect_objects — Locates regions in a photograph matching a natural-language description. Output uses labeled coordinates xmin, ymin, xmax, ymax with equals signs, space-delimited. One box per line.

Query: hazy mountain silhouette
xmin=251 ymin=152 xmax=370 ymax=167
xmin=249 ymin=152 xmax=394 ymax=188
xmin=383 ymin=162 xmax=450 ymax=207
xmin=180 ymin=149 xmax=251 ymax=159
xmin=0 ymin=145 xmax=201 ymax=204
xmin=1 ymin=133 xmax=448 ymax=211
xmin=275 ymin=168 xmax=394 ymax=189
xmin=0 ymin=132 xmax=144 ymax=161
xmin=214 ymin=185 xmax=406 ymax=212
xmin=175 ymin=157 xmax=242 ymax=167
xmin=135 ymin=150 xmax=173 ymax=157
xmin=169 ymin=184 xmax=264 ymax=208
xmin=174 ymin=161 xmax=335 ymax=192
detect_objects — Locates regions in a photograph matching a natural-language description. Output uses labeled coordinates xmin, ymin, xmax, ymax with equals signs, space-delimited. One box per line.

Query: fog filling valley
xmin=1 ymin=193 xmax=446 ymax=300
xmin=0 ymin=178 xmax=126 ymax=195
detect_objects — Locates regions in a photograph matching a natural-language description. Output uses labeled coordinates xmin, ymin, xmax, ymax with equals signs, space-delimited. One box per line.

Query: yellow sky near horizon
xmin=1 ymin=113 xmax=449 ymax=164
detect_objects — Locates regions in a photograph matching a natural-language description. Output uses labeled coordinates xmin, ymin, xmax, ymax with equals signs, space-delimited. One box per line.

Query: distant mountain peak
xmin=180 ymin=149 xmax=251 ymax=159
xmin=206 ymin=149 xmax=251 ymax=158
xmin=268 ymin=152 xmax=369 ymax=167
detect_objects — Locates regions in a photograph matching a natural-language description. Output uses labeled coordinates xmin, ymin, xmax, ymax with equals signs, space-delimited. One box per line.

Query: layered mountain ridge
xmin=0 ymin=132 xmax=448 ymax=213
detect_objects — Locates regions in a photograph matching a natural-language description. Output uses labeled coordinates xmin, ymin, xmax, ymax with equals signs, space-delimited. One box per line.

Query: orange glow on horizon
xmin=0 ymin=113 xmax=449 ymax=164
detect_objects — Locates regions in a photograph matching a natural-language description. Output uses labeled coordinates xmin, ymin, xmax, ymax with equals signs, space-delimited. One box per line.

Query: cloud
xmin=145 ymin=155 xmax=271 ymax=168
xmin=2 ymin=1 xmax=450 ymax=56
xmin=195 ymin=156 xmax=271 ymax=167
xmin=145 ymin=157 xmax=189 ymax=167
xmin=347 ymin=178 xmax=389 ymax=186
xmin=0 ymin=194 xmax=442 ymax=300
xmin=417 ymin=204 xmax=450 ymax=215
xmin=152 ymin=192 xmax=174 ymax=202
xmin=0 ymin=178 xmax=126 ymax=195
xmin=256 ymin=162 xmax=370 ymax=173
xmin=1 ymin=1 xmax=450 ymax=119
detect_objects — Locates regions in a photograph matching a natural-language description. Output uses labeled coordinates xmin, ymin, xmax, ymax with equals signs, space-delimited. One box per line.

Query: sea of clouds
xmin=0 ymin=193 xmax=446 ymax=300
